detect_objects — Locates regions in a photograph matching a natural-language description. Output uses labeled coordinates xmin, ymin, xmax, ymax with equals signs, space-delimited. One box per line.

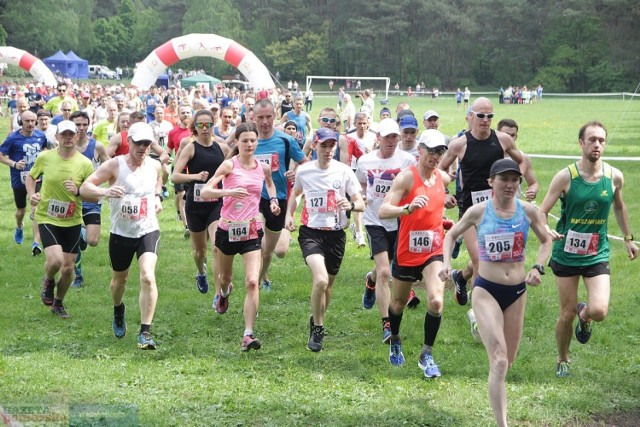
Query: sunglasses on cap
xmin=320 ymin=117 xmax=337 ymax=124
xmin=470 ymin=111 xmax=494 ymax=120
xmin=194 ymin=122 xmax=214 ymax=129
xmin=132 ymin=140 xmax=152 ymax=147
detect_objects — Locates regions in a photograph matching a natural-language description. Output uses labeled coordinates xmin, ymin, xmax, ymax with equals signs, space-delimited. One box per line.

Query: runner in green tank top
xmin=539 ymin=121 xmax=638 ymax=378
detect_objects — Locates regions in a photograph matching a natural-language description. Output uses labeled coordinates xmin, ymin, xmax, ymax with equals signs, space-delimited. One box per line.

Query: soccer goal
xmin=306 ymin=75 xmax=391 ymax=101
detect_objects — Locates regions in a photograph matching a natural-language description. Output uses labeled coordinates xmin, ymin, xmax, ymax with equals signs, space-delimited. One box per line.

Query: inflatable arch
xmin=0 ymin=46 xmax=57 ymax=87
xmin=132 ymin=34 xmax=275 ymax=91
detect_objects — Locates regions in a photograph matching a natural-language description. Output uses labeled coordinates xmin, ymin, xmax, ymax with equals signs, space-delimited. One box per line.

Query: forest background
xmin=1 ymin=0 xmax=639 ymax=92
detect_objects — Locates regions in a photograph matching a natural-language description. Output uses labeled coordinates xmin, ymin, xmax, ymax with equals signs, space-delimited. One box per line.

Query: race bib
xmin=120 ymin=197 xmax=148 ymax=221
xmin=372 ymin=178 xmax=392 ymax=199
xmin=306 ymin=190 xmax=337 ymax=214
xmin=228 ymin=220 xmax=259 ymax=242
xmin=47 ymin=199 xmax=75 ymax=219
xmin=471 ymin=189 xmax=492 ymax=205
xmin=20 ymin=170 xmax=28 ymax=185
xmin=193 ymin=183 xmax=216 ymax=202
xmin=409 ymin=230 xmax=434 ymax=253
xmin=255 ymin=153 xmax=280 ymax=172
xmin=564 ymin=229 xmax=599 ymax=255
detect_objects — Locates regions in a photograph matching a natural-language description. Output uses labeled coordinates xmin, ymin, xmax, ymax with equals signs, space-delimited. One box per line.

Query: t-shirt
xmin=256 ymin=129 xmax=306 ymax=199
xmin=0 ymin=129 xmax=47 ymax=189
xmin=29 ymin=149 xmax=94 ymax=226
xmin=93 ymin=119 xmax=117 ymax=146
xmin=295 ymin=160 xmax=361 ymax=231
xmin=356 ymin=150 xmax=416 ymax=230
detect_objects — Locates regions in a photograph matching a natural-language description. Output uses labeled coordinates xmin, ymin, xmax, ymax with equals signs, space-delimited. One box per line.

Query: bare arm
xmin=199 ymin=160 xmax=235 ymax=200
xmin=537 ymin=168 xmax=571 ymax=240
xmin=105 ymin=133 xmax=122 ymax=158
xmin=378 ymin=169 xmax=416 ymax=219
xmin=521 ymin=153 xmax=539 ymax=201
xmin=94 ymin=143 xmax=109 ymax=164
xmin=439 ymin=204 xmax=484 ymax=281
xmin=523 ymin=202 xmax=552 ymax=285
xmin=80 ymin=158 xmax=122 ymax=202
xmin=339 ymin=135 xmax=349 ymax=165
xmin=611 ymin=168 xmax=638 ymax=260
xmin=284 ymin=185 xmax=304 ymax=231
xmin=171 ymin=143 xmax=202 ymax=184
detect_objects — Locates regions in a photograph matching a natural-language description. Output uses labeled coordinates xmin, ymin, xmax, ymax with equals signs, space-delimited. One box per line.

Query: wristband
xmin=624 ymin=234 xmax=634 ymax=241
xmin=270 ymin=197 xmax=278 ymax=203
xmin=12 ymin=161 xmax=17 ymax=168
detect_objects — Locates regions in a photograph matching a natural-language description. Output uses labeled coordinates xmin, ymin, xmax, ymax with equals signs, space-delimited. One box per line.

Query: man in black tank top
xmin=437 ymin=97 xmax=524 ymax=331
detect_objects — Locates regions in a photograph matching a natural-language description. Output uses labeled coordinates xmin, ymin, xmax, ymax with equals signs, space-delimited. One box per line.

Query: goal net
xmin=306 ymin=75 xmax=391 ymax=101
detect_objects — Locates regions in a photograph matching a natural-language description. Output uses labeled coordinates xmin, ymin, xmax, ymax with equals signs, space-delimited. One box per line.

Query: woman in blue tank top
xmin=439 ymin=159 xmax=552 ymax=427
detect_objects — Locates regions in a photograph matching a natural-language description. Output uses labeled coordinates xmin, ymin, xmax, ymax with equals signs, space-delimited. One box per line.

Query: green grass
xmin=1 ymin=96 xmax=639 ymax=426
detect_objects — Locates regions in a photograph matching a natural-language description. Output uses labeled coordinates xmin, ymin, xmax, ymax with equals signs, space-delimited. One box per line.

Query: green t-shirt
xmin=551 ymin=162 xmax=613 ymax=267
xmin=29 ymin=149 xmax=94 ymax=226
xmin=93 ymin=119 xmax=117 ymax=146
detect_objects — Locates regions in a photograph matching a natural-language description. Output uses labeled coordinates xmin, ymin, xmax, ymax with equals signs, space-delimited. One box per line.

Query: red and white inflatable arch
xmin=0 ymin=46 xmax=57 ymax=87
xmin=132 ymin=34 xmax=275 ymax=91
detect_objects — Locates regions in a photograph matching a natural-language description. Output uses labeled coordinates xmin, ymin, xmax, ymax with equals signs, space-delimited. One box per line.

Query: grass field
xmin=0 ymin=96 xmax=639 ymax=426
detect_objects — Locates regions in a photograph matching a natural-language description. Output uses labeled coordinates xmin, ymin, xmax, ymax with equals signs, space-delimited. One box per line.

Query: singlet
xmin=214 ymin=125 xmax=234 ymax=139
xmin=115 ymin=130 xmax=129 ymax=156
xmin=284 ymin=110 xmax=308 ymax=145
xmin=551 ymin=162 xmax=613 ymax=267
xmin=477 ymin=199 xmax=529 ymax=262
xmin=109 ymin=156 xmax=160 ymax=238
xmin=280 ymin=100 xmax=293 ymax=117
xmin=459 ymin=130 xmax=504 ymax=211
xmin=296 ymin=160 xmax=361 ymax=231
xmin=219 ymin=156 xmax=265 ymax=236
xmin=395 ymin=166 xmax=446 ymax=266
xmin=185 ymin=141 xmax=224 ymax=212
xmin=355 ymin=150 xmax=416 ymax=231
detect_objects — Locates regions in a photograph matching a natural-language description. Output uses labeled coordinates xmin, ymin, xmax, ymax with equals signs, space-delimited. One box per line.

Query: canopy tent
xmin=65 ymin=51 xmax=89 ymax=79
xmin=180 ymin=74 xmax=221 ymax=89
xmin=155 ymin=74 xmax=170 ymax=89
xmin=43 ymin=50 xmax=89 ymax=79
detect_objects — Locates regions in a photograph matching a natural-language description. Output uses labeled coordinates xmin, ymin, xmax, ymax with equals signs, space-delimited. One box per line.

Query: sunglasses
xmin=132 ymin=140 xmax=152 ymax=147
xmin=62 ymin=109 xmax=72 ymax=112
xmin=471 ymin=111 xmax=494 ymax=120
xmin=427 ymin=147 xmax=447 ymax=156
xmin=320 ymin=117 xmax=337 ymax=124
xmin=195 ymin=122 xmax=214 ymax=129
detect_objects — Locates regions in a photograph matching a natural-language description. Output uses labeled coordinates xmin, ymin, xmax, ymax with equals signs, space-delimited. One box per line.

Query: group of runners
xmin=2 ymin=84 xmax=638 ymax=427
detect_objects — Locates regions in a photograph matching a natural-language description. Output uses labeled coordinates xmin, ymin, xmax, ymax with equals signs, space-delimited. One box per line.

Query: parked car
xmin=89 ymin=65 xmax=117 ymax=79
xmin=222 ymin=79 xmax=251 ymax=92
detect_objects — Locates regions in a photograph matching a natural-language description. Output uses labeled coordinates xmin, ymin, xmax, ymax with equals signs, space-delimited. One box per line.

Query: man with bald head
xmin=438 ymin=97 xmax=524 ymax=322
xmin=1 ymin=109 xmax=47 ymax=253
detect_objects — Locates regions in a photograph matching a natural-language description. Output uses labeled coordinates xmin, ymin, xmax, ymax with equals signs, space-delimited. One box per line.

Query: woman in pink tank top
xmin=201 ymin=123 xmax=280 ymax=351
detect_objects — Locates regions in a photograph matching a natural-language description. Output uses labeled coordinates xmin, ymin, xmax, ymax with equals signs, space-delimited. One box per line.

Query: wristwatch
xmin=350 ymin=201 xmax=355 ymax=211
xmin=532 ymin=264 xmax=545 ymax=275
xmin=403 ymin=204 xmax=412 ymax=215
xmin=624 ymin=234 xmax=634 ymax=241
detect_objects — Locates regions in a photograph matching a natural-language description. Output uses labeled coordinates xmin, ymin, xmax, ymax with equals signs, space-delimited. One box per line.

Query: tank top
xmin=109 ymin=156 xmax=160 ymax=238
xmin=459 ymin=130 xmax=504 ymax=210
xmin=185 ymin=141 xmax=225 ymax=212
xmin=115 ymin=130 xmax=129 ymax=156
xmin=396 ymin=166 xmax=446 ymax=266
xmin=219 ymin=156 xmax=264 ymax=236
xmin=552 ymin=162 xmax=613 ymax=266
xmin=477 ymin=199 xmax=529 ymax=262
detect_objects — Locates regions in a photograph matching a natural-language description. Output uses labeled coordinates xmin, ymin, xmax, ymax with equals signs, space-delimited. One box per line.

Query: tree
xmin=264 ymin=32 xmax=330 ymax=81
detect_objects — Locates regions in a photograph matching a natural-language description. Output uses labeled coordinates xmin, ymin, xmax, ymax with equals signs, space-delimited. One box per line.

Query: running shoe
xmin=161 ymin=186 xmax=169 ymax=199
xmin=14 ymin=227 xmax=24 ymax=244
xmin=113 ymin=305 xmax=127 ymax=339
xmin=407 ymin=289 xmax=420 ymax=309
xmin=51 ymin=303 xmax=69 ymax=319
xmin=452 ymin=269 xmax=468 ymax=306
xmin=241 ymin=335 xmax=262 ymax=351
xmin=79 ymin=226 xmax=87 ymax=251
xmin=215 ymin=283 xmax=233 ymax=314
xmin=556 ymin=360 xmax=571 ymax=378
xmin=418 ymin=352 xmax=442 ymax=378
xmin=362 ymin=272 xmax=376 ymax=309
xmin=382 ymin=321 xmax=391 ymax=344
xmin=308 ymin=324 xmax=325 ymax=352
xmin=137 ymin=332 xmax=156 ymax=350
xmin=356 ymin=232 xmax=366 ymax=247
xmin=196 ymin=270 xmax=209 ymax=294
xmin=389 ymin=342 xmax=405 ymax=366
xmin=71 ymin=275 xmax=84 ymax=288
xmin=575 ymin=302 xmax=592 ymax=344
xmin=31 ymin=242 xmax=42 ymax=256
xmin=452 ymin=237 xmax=463 ymax=259
xmin=467 ymin=309 xmax=482 ymax=343
xmin=261 ymin=279 xmax=271 ymax=291
xmin=40 ymin=278 xmax=55 ymax=306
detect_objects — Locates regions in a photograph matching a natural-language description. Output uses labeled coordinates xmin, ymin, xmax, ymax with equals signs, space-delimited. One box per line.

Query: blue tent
xmin=65 ymin=51 xmax=89 ymax=79
xmin=43 ymin=50 xmax=89 ymax=79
